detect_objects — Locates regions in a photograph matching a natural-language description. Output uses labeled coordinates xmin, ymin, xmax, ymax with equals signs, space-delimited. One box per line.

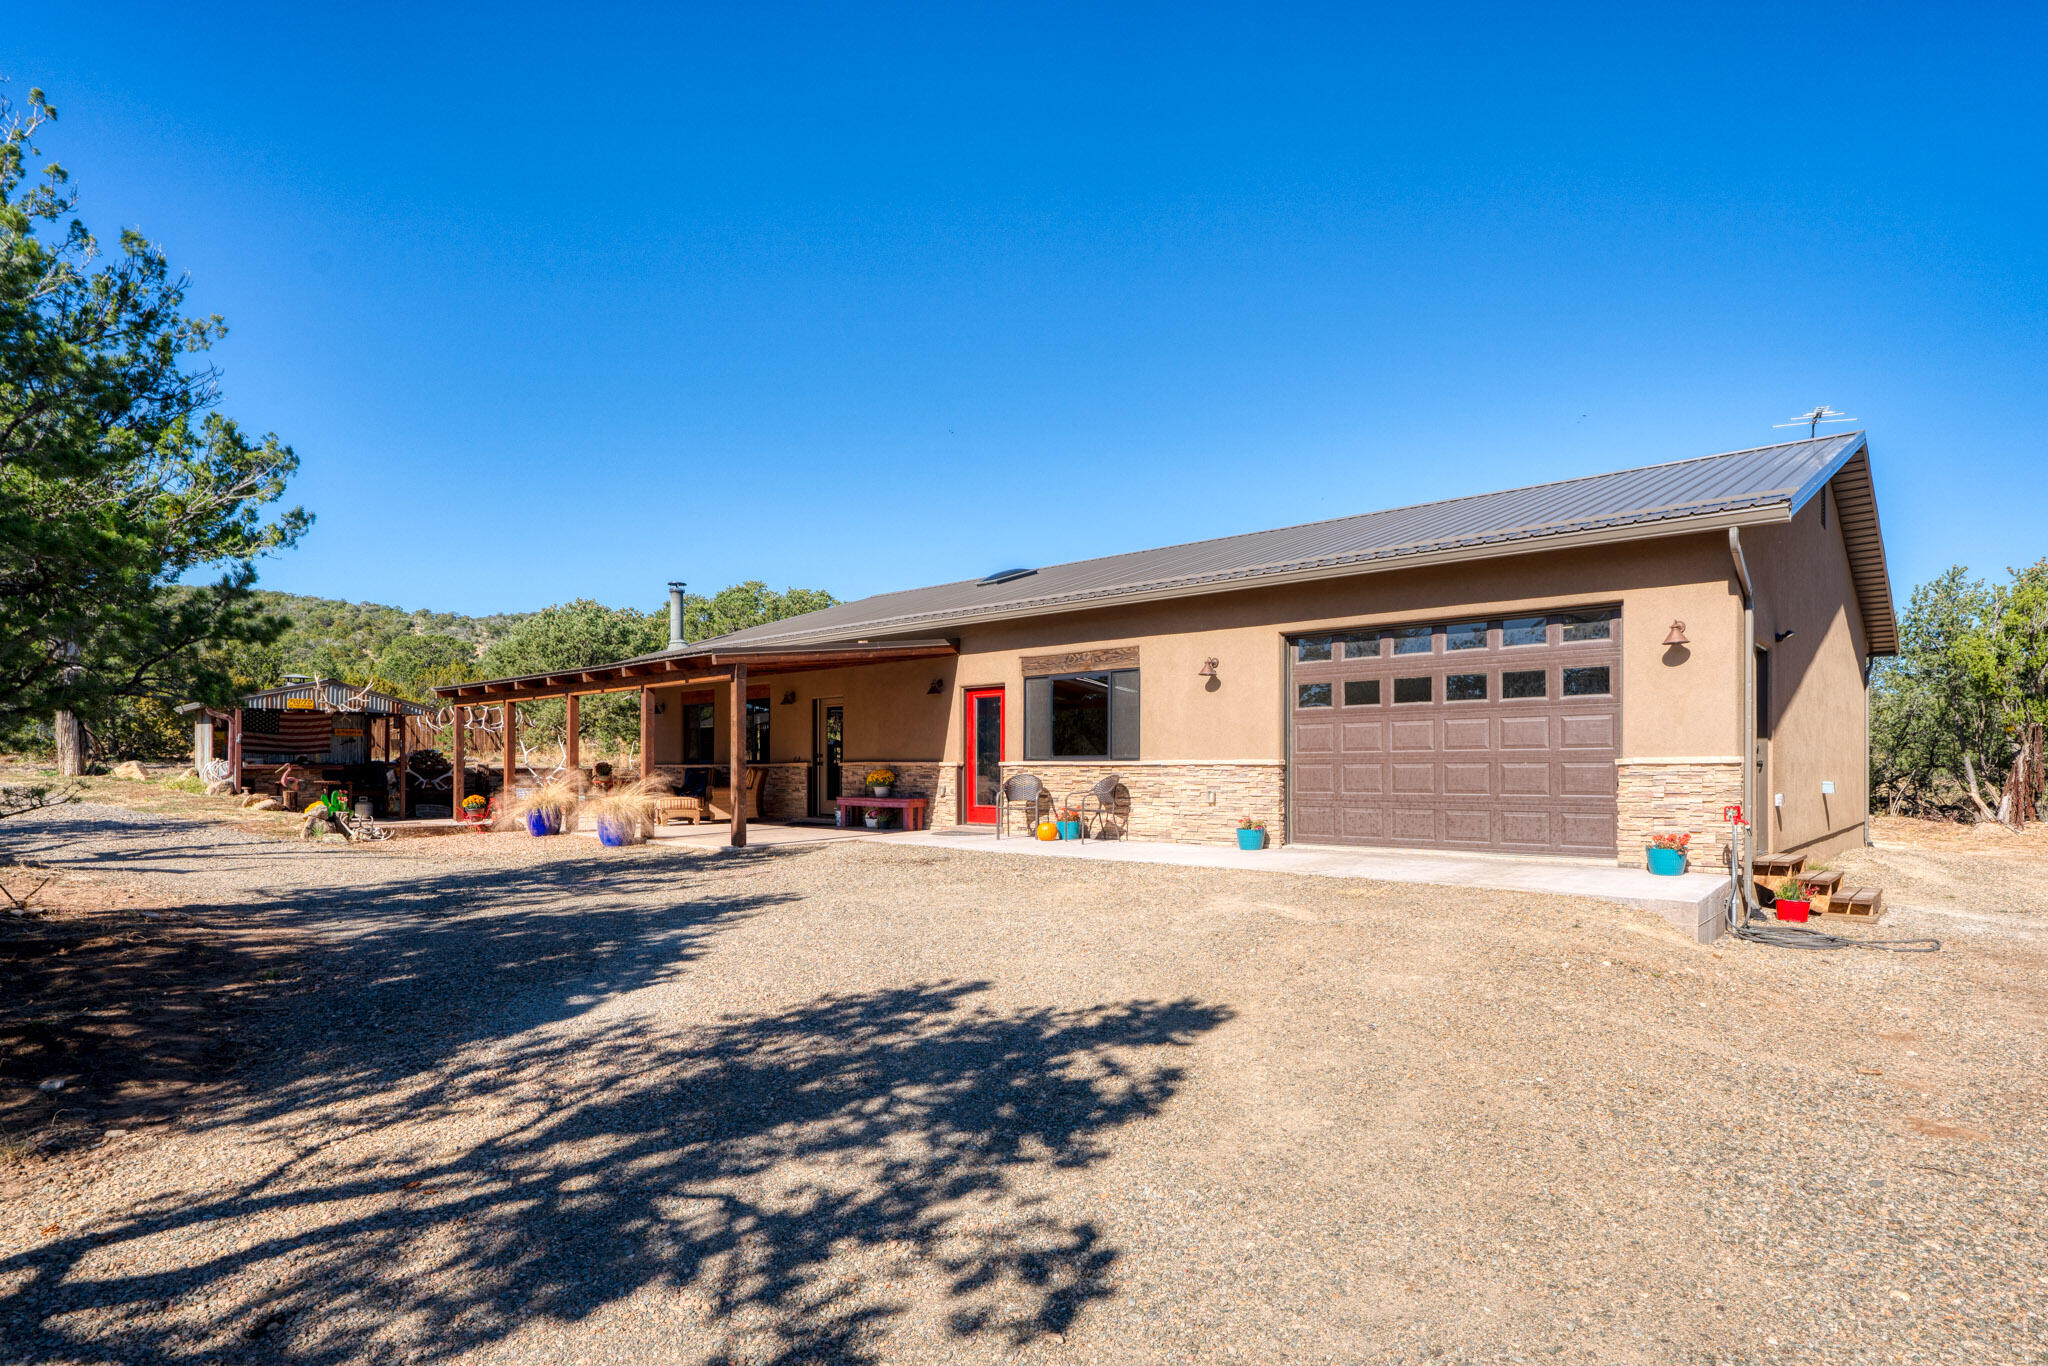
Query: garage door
xmin=1288 ymin=609 xmax=1620 ymax=856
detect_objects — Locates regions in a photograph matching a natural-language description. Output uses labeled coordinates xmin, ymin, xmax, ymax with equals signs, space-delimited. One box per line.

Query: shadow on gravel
xmin=1 ymin=825 xmax=1233 ymax=1365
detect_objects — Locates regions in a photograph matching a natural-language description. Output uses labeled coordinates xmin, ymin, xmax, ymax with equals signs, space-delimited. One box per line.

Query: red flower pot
xmin=1775 ymin=899 xmax=1812 ymax=922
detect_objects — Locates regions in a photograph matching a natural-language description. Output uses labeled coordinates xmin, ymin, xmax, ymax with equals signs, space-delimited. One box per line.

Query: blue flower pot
xmin=1646 ymin=845 xmax=1687 ymax=876
xmin=597 ymin=819 xmax=628 ymax=847
xmin=1057 ymin=819 xmax=1082 ymax=840
xmin=1237 ymin=828 xmax=1266 ymax=850
xmin=525 ymin=809 xmax=560 ymax=838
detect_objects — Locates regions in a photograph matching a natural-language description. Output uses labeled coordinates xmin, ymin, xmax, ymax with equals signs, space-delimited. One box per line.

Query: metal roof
xmin=241 ymin=681 xmax=432 ymax=715
xmin=675 ymin=432 xmax=1897 ymax=656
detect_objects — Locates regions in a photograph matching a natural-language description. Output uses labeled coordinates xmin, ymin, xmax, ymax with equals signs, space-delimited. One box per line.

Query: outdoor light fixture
xmin=1197 ymin=657 xmax=1220 ymax=678
xmin=780 ymin=690 xmax=796 ymax=705
xmin=1662 ymin=621 xmax=1689 ymax=646
xmin=1776 ymin=629 xmax=1798 ymax=643
xmin=653 ymin=701 xmax=666 ymax=715
xmin=927 ymin=679 xmax=945 ymax=694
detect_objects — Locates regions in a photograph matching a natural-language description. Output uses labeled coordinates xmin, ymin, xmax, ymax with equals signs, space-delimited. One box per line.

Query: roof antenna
xmin=1774 ymin=405 xmax=1857 ymax=439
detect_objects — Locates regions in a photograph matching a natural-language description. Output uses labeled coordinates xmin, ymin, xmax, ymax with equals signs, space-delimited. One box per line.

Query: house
xmin=435 ymin=432 xmax=1893 ymax=868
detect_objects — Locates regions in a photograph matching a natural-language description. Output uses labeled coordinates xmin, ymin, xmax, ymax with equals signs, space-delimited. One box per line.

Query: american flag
xmin=240 ymin=707 xmax=334 ymax=755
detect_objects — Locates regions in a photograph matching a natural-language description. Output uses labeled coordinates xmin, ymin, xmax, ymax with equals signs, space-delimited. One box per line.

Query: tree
xmin=0 ymin=86 xmax=307 ymax=742
xmin=478 ymin=600 xmax=667 ymax=754
xmin=684 ymin=582 xmax=838 ymax=643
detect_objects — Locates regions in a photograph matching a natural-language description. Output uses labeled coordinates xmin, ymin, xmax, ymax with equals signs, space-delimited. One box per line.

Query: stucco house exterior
xmin=438 ymin=433 xmax=1893 ymax=868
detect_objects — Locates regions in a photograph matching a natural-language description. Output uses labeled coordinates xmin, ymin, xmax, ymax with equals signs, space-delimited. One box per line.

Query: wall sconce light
xmin=1775 ymin=629 xmax=1797 ymax=643
xmin=652 ymin=701 xmax=666 ymax=715
xmin=1197 ymin=657 xmax=1219 ymax=678
xmin=780 ymin=690 xmax=796 ymax=705
xmin=927 ymin=678 xmax=945 ymax=695
xmin=1662 ymin=621 xmax=1689 ymax=646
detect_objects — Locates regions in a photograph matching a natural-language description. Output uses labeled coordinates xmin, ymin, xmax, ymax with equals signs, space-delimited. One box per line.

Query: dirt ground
xmin=1 ymin=780 xmax=2045 ymax=1365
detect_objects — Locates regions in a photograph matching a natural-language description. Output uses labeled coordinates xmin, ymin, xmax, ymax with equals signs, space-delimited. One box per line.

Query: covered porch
xmin=432 ymin=637 xmax=960 ymax=846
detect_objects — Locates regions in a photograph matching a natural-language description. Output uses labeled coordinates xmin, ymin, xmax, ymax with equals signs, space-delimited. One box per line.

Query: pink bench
xmin=835 ymin=795 xmax=930 ymax=831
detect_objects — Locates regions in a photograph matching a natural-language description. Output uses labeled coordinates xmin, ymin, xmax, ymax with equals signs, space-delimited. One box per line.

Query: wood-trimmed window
xmin=1024 ymin=670 xmax=1139 ymax=760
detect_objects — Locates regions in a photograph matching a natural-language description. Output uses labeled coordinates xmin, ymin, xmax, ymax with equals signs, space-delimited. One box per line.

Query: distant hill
xmin=237 ymin=591 xmax=535 ymax=699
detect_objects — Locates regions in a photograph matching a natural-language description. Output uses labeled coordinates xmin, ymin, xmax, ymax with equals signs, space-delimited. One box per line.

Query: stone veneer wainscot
xmin=1615 ymin=760 xmax=1744 ymax=870
xmin=993 ymin=761 xmax=1285 ymax=844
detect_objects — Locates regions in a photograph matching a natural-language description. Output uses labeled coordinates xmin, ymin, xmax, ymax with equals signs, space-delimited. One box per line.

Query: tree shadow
xmin=2 ymin=817 xmax=1234 ymax=1364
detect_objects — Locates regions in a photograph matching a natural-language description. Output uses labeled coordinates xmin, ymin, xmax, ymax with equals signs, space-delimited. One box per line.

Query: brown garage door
xmin=1288 ymin=609 xmax=1620 ymax=856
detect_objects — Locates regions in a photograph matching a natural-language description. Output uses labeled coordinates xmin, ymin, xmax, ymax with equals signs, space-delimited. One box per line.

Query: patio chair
xmin=655 ymin=768 xmax=714 ymax=825
xmin=996 ymin=772 xmax=1044 ymax=840
xmin=1066 ymin=773 xmax=1127 ymax=840
xmin=709 ymin=767 xmax=764 ymax=822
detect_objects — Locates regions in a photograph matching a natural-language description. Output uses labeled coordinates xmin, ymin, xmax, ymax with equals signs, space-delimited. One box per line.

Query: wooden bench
xmin=835 ymin=795 xmax=930 ymax=831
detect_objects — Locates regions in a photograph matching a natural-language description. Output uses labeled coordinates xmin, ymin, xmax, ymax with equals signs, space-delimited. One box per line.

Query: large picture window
xmin=1024 ymin=669 xmax=1139 ymax=761
xmin=682 ymin=701 xmax=715 ymax=765
xmin=746 ymin=697 xmax=770 ymax=764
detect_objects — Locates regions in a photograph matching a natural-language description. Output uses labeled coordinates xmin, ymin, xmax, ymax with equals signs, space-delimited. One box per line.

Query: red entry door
xmin=964 ymin=688 xmax=1004 ymax=824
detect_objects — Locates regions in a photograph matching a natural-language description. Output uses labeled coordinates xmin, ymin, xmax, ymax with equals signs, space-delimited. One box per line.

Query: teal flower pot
xmin=1057 ymin=819 xmax=1082 ymax=840
xmin=1646 ymin=845 xmax=1687 ymax=875
xmin=1236 ymin=828 xmax=1266 ymax=850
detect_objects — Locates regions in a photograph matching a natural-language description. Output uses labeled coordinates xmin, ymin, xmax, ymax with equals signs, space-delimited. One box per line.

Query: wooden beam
xmin=504 ymin=701 xmax=519 ymax=801
xmin=565 ymin=693 xmax=580 ymax=773
xmin=398 ymin=710 xmax=410 ymax=819
xmin=639 ymin=687 xmax=652 ymax=780
xmin=451 ymin=705 xmax=467 ymax=814
xmin=227 ymin=707 xmax=243 ymax=793
xmin=729 ymin=663 xmax=748 ymax=848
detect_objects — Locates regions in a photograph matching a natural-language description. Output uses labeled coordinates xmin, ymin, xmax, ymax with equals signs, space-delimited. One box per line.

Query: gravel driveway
xmin=3 ymin=805 xmax=2045 ymax=1365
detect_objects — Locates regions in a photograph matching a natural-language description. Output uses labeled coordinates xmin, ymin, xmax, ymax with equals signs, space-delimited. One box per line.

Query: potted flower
xmin=1646 ymin=831 xmax=1690 ymax=876
xmin=866 ymin=767 xmax=897 ymax=797
xmin=1236 ymin=817 xmax=1266 ymax=851
xmin=1057 ymin=806 xmax=1083 ymax=840
xmin=865 ymin=808 xmax=887 ymax=830
xmin=1771 ymin=877 xmax=1813 ymax=922
xmin=460 ymin=793 xmax=488 ymax=822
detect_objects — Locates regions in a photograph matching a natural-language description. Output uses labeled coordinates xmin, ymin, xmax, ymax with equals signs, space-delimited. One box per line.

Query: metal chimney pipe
xmin=668 ymin=582 xmax=687 ymax=649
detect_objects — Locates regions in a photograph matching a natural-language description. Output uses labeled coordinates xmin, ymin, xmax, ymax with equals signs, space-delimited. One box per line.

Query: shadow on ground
xmin=2 ymin=814 xmax=1232 ymax=1364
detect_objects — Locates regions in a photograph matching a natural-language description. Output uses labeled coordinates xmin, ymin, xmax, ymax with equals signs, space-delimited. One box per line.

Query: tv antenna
xmin=1774 ymin=405 xmax=1857 ymax=438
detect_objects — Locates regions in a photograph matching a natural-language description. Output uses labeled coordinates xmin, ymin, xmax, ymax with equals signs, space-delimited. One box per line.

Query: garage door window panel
xmin=1445 ymin=621 xmax=1488 ymax=651
xmin=1391 ymin=627 xmax=1433 ymax=655
xmin=1503 ymin=616 xmax=1547 ymax=647
xmin=1559 ymin=611 xmax=1613 ymax=642
xmin=1342 ymin=679 xmax=1380 ymax=706
xmin=1393 ymin=676 xmax=1432 ymax=704
xmin=1296 ymin=635 xmax=1334 ymax=662
xmin=1446 ymin=672 xmax=1487 ymax=701
xmin=1297 ymin=682 xmax=1333 ymax=708
xmin=1502 ymin=669 xmax=1546 ymax=699
xmin=1337 ymin=632 xmax=1381 ymax=659
xmin=1563 ymin=665 xmax=1611 ymax=696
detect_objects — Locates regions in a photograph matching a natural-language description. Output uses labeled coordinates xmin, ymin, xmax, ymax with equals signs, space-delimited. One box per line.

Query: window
xmin=1445 ymin=621 xmax=1488 ymax=651
xmin=1559 ymin=611 xmax=1612 ymax=642
xmin=1391 ymin=626 xmax=1433 ymax=655
xmin=1342 ymin=678 xmax=1380 ymax=706
xmin=1024 ymin=670 xmax=1139 ymax=760
xmin=682 ymin=701 xmax=715 ymax=765
xmin=1296 ymin=636 xmax=1333 ymax=662
xmin=1502 ymin=669 xmax=1546 ymax=699
xmin=746 ymin=697 xmax=770 ymax=764
xmin=1446 ymin=673 xmax=1487 ymax=701
xmin=1503 ymin=615 xmax=1546 ymax=647
xmin=1393 ymin=676 xmax=1432 ymax=704
xmin=1296 ymin=682 xmax=1333 ymax=708
xmin=1563 ymin=665 xmax=1611 ymax=696
xmin=1336 ymin=632 xmax=1380 ymax=659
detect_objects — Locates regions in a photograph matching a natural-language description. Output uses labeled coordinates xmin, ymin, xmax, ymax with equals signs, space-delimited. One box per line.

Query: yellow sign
xmin=334 ymin=726 xmax=365 ymax=738
xmin=284 ymin=698 xmax=317 ymax=710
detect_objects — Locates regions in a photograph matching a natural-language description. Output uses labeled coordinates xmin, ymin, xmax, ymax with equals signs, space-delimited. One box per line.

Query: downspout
xmin=1729 ymin=528 xmax=1756 ymax=921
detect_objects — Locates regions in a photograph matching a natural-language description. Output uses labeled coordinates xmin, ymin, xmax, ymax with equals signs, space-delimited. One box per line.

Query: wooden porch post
xmin=504 ymin=701 xmax=519 ymax=800
xmin=227 ymin=707 xmax=244 ymax=793
xmin=451 ymin=705 xmax=467 ymax=814
xmin=565 ymin=694 xmax=580 ymax=773
xmin=729 ymin=664 xmax=747 ymax=847
xmin=397 ymin=711 xmax=411 ymax=819
xmin=639 ymin=687 xmax=651 ymax=780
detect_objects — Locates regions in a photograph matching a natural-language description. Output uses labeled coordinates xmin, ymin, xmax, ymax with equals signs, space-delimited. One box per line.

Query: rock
xmin=205 ymin=780 xmax=237 ymax=796
xmin=249 ymin=797 xmax=283 ymax=812
xmin=300 ymin=807 xmax=354 ymax=842
xmin=112 ymin=760 xmax=148 ymax=781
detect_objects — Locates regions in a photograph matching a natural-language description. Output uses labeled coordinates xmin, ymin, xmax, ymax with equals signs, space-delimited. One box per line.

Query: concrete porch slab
xmin=887 ymin=830 xmax=1734 ymax=942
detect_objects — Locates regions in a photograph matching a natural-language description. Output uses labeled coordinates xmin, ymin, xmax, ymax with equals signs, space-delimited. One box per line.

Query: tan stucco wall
xmin=1742 ymin=485 xmax=1873 ymax=859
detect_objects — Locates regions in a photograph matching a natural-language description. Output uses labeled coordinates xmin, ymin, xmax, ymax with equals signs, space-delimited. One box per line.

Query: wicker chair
xmin=996 ymin=772 xmax=1044 ymax=839
xmin=1067 ymin=773 xmax=1127 ymax=840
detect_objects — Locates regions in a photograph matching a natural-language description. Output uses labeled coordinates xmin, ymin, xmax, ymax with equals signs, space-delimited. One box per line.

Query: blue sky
xmin=13 ymin=3 xmax=2045 ymax=616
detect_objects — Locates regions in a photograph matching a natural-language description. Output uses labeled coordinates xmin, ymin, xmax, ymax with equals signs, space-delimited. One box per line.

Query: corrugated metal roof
xmin=677 ymin=433 xmax=1895 ymax=654
xmin=242 ymin=681 xmax=432 ymax=715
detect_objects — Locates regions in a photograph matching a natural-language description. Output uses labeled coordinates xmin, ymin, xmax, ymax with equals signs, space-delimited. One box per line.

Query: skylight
xmin=978 ymin=567 xmax=1037 ymax=586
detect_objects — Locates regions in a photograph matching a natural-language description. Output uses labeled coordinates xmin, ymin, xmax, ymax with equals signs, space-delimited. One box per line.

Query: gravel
xmin=3 ymin=803 xmax=2045 ymax=1365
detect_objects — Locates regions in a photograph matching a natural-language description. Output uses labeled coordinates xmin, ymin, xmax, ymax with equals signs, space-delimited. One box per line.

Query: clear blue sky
xmin=14 ymin=3 xmax=2045 ymax=617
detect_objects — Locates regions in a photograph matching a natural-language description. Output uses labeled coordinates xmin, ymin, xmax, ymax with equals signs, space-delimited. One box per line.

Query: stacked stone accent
xmin=758 ymin=764 xmax=809 ymax=821
xmin=996 ymin=762 xmax=1285 ymax=845
xmin=1615 ymin=761 xmax=1743 ymax=870
xmin=840 ymin=762 xmax=962 ymax=828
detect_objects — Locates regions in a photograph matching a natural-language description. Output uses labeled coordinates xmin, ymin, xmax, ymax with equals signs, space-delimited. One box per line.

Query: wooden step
xmin=1823 ymin=887 xmax=1883 ymax=918
xmin=1753 ymin=854 xmax=1807 ymax=878
xmin=1796 ymin=869 xmax=1845 ymax=912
